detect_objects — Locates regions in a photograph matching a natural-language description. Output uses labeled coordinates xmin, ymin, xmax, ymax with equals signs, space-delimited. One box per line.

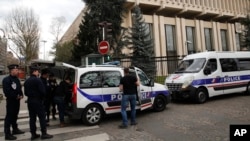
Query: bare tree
xmin=50 ymin=16 xmax=66 ymax=43
xmin=49 ymin=16 xmax=66 ymax=58
xmin=4 ymin=7 xmax=40 ymax=66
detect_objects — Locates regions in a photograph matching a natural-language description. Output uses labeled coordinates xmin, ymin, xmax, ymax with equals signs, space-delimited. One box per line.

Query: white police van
xmin=62 ymin=63 xmax=170 ymax=125
xmin=165 ymin=51 xmax=250 ymax=103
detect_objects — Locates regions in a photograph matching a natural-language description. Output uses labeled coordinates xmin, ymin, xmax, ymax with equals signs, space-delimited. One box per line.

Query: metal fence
xmin=111 ymin=55 xmax=185 ymax=84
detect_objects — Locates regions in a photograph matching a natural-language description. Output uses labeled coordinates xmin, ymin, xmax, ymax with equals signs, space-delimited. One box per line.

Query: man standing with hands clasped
xmin=2 ymin=64 xmax=25 ymax=140
xmin=119 ymin=67 xmax=140 ymax=129
xmin=24 ymin=66 xmax=53 ymax=140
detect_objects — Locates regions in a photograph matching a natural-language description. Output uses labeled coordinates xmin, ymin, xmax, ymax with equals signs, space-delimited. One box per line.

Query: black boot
xmin=12 ymin=128 xmax=25 ymax=135
xmin=5 ymin=134 xmax=17 ymax=140
xmin=31 ymin=133 xmax=40 ymax=140
xmin=41 ymin=133 xmax=53 ymax=140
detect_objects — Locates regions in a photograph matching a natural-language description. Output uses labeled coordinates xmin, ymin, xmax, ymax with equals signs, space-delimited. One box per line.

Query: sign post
xmin=98 ymin=40 xmax=109 ymax=55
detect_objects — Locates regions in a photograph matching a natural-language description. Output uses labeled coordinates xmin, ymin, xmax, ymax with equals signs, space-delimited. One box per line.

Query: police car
xmin=165 ymin=51 xmax=250 ymax=103
xmin=60 ymin=63 xmax=170 ymax=125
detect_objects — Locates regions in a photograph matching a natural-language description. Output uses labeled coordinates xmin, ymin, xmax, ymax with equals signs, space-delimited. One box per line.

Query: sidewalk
xmin=0 ymin=94 xmax=29 ymax=121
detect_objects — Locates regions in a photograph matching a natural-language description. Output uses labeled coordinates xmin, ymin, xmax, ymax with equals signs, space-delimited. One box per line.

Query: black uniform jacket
xmin=24 ymin=75 xmax=46 ymax=99
xmin=2 ymin=75 xmax=23 ymax=100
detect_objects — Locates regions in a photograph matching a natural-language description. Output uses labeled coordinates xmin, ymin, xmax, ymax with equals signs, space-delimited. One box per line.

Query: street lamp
xmin=41 ymin=40 xmax=47 ymax=60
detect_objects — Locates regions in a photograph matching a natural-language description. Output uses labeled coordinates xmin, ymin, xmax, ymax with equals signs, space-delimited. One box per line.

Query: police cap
xmin=8 ymin=64 xmax=19 ymax=70
xmin=29 ymin=66 xmax=40 ymax=72
xmin=41 ymin=68 xmax=50 ymax=75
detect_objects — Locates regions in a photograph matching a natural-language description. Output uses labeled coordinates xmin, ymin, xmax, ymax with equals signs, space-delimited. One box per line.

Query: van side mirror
xmin=149 ymin=79 xmax=154 ymax=87
xmin=203 ymin=67 xmax=211 ymax=75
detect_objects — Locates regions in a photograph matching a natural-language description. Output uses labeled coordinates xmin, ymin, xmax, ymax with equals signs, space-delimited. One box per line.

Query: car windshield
xmin=175 ymin=58 xmax=206 ymax=73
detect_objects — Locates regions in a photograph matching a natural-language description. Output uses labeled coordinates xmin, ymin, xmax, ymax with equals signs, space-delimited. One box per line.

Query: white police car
xmin=61 ymin=63 xmax=170 ymax=125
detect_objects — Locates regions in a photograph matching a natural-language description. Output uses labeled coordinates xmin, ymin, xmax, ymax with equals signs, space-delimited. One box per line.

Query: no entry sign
xmin=98 ymin=41 xmax=109 ymax=55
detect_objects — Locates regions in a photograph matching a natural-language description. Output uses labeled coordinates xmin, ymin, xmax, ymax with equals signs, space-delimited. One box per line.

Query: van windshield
xmin=175 ymin=58 xmax=206 ymax=73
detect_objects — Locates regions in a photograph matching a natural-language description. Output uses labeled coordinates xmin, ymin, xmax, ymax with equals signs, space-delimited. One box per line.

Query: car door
xmin=219 ymin=58 xmax=242 ymax=94
xmin=101 ymin=70 xmax=122 ymax=113
xmin=203 ymin=58 xmax=224 ymax=97
xmin=133 ymin=67 xmax=153 ymax=110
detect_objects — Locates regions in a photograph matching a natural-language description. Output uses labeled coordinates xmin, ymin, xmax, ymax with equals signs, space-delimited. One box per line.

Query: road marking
xmin=0 ymin=116 xmax=30 ymax=125
xmin=65 ymin=133 xmax=110 ymax=141
xmin=0 ymin=125 xmax=99 ymax=140
xmin=0 ymin=118 xmax=60 ymax=131
xmin=0 ymin=110 xmax=29 ymax=122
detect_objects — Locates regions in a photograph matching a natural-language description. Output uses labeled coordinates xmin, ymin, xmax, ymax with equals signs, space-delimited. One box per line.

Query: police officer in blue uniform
xmin=24 ymin=66 xmax=53 ymax=140
xmin=40 ymin=69 xmax=51 ymax=124
xmin=2 ymin=64 xmax=25 ymax=140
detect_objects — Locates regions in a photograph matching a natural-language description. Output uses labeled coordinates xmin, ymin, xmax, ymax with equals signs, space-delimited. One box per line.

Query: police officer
xmin=24 ymin=66 xmax=53 ymax=140
xmin=2 ymin=64 xmax=25 ymax=140
xmin=48 ymin=73 xmax=58 ymax=120
xmin=40 ymin=69 xmax=51 ymax=124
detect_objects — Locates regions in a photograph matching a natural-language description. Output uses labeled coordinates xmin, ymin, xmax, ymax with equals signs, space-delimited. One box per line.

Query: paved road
xmin=1 ymin=89 xmax=250 ymax=140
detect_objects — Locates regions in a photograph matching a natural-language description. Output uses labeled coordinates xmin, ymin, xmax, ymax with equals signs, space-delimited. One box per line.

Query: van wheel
xmin=245 ymin=83 xmax=250 ymax=95
xmin=82 ymin=104 xmax=103 ymax=126
xmin=153 ymin=95 xmax=166 ymax=112
xmin=195 ymin=88 xmax=208 ymax=104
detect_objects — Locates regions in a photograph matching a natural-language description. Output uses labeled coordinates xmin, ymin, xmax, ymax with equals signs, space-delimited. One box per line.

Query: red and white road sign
xmin=98 ymin=40 xmax=109 ymax=55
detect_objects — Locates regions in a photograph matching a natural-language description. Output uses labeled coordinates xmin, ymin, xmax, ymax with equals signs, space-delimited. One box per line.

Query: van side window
xmin=80 ymin=71 xmax=102 ymax=88
xmin=206 ymin=59 xmax=217 ymax=73
xmin=103 ymin=71 xmax=122 ymax=87
xmin=220 ymin=58 xmax=238 ymax=72
xmin=238 ymin=58 xmax=250 ymax=70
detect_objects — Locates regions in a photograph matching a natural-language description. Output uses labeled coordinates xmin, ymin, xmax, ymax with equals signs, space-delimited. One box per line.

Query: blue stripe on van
xmin=77 ymin=88 xmax=169 ymax=102
xmin=191 ymin=74 xmax=250 ymax=86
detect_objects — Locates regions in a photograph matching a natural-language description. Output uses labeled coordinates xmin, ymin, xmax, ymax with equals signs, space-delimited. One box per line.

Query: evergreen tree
xmin=128 ymin=5 xmax=155 ymax=79
xmin=54 ymin=41 xmax=73 ymax=63
xmin=240 ymin=14 xmax=250 ymax=50
xmin=71 ymin=0 xmax=127 ymax=64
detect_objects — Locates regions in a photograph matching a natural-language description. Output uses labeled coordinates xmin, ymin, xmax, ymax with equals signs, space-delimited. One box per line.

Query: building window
xmin=235 ymin=33 xmax=241 ymax=51
xmin=204 ymin=28 xmax=213 ymax=51
xmin=220 ymin=29 xmax=228 ymax=51
xmin=144 ymin=23 xmax=153 ymax=41
xmin=165 ymin=24 xmax=177 ymax=74
xmin=165 ymin=25 xmax=176 ymax=56
xmin=186 ymin=26 xmax=195 ymax=54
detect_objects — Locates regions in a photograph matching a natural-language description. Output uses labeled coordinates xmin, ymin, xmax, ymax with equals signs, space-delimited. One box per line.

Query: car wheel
xmin=82 ymin=104 xmax=103 ymax=126
xmin=195 ymin=88 xmax=208 ymax=104
xmin=153 ymin=95 xmax=166 ymax=112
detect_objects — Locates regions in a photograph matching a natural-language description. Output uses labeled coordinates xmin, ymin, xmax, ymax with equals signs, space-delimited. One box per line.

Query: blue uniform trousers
xmin=4 ymin=99 xmax=20 ymax=135
xmin=27 ymin=98 xmax=47 ymax=134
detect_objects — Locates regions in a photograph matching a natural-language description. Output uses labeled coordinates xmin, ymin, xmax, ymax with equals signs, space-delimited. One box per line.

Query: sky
xmin=0 ymin=0 xmax=85 ymax=60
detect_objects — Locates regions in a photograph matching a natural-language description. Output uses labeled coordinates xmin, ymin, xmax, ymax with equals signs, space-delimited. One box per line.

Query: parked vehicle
xmin=165 ymin=51 xmax=250 ymax=103
xmin=60 ymin=63 xmax=170 ymax=125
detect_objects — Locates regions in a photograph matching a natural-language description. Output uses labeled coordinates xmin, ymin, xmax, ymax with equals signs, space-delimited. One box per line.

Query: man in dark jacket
xmin=48 ymin=73 xmax=58 ymax=120
xmin=24 ymin=66 xmax=53 ymax=140
xmin=40 ymin=69 xmax=51 ymax=124
xmin=2 ymin=64 xmax=25 ymax=140
xmin=119 ymin=67 xmax=140 ymax=129
xmin=54 ymin=76 xmax=72 ymax=127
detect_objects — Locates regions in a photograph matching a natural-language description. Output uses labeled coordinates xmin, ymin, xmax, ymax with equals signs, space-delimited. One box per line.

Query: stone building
xmin=60 ymin=0 xmax=250 ymax=74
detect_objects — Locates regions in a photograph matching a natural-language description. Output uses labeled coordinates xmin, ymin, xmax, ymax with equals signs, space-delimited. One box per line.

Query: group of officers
xmin=2 ymin=64 xmax=72 ymax=140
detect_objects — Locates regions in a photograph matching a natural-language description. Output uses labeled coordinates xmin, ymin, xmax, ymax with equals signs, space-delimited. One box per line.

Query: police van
xmin=60 ymin=63 xmax=170 ymax=125
xmin=165 ymin=51 xmax=250 ymax=103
